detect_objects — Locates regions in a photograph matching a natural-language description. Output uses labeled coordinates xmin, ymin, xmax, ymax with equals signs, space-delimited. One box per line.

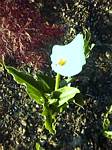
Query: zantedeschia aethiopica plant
xmin=4 ymin=31 xmax=94 ymax=134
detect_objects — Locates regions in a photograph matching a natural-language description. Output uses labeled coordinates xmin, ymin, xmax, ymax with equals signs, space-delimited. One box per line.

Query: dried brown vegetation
xmin=0 ymin=0 xmax=64 ymax=69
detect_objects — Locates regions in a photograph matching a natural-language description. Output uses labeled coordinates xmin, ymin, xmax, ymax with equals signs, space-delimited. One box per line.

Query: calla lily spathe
xmin=51 ymin=34 xmax=86 ymax=77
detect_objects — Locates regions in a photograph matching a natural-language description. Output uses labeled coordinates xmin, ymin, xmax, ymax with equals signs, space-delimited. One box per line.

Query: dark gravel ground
xmin=0 ymin=0 xmax=112 ymax=150
xmin=1 ymin=45 xmax=112 ymax=150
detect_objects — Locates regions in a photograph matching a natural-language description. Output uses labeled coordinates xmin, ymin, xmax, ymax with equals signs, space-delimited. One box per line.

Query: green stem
xmin=55 ymin=73 xmax=60 ymax=91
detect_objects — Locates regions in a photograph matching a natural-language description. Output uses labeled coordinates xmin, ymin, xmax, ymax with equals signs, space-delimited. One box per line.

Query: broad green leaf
xmin=59 ymin=103 xmax=68 ymax=113
xmin=45 ymin=93 xmax=58 ymax=105
xmin=60 ymin=77 xmax=74 ymax=87
xmin=74 ymin=93 xmax=84 ymax=108
xmin=6 ymin=66 xmax=45 ymax=105
xmin=37 ymin=73 xmax=55 ymax=91
xmin=37 ymin=77 xmax=50 ymax=92
xmin=42 ymin=104 xmax=56 ymax=134
xmin=53 ymin=86 xmax=80 ymax=107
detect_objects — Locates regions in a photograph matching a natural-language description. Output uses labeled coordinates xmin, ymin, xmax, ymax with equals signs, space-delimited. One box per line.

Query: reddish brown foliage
xmin=0 ymin=0 xmax=64 ymax=69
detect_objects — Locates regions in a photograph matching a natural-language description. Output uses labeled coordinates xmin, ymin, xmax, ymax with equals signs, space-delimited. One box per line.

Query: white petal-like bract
xmin=51 ymin=34 xmax=86 ymax=77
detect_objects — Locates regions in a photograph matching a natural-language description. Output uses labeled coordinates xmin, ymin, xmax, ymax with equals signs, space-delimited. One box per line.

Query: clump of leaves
xmin=5 ymin=66 xmax=80 ymax=134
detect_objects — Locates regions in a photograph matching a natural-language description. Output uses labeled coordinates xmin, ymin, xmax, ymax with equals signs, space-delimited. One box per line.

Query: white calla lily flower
xmin=51 ymin=34 xmax=86 ymax=77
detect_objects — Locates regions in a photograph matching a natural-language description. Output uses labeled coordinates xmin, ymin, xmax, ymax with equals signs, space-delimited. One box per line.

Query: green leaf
xmin=74 ymin=93 xmax=84 ymax=108
xmin=59 ymin=103 xmax=68 ymax=113
xmin=53 ymin=86 xmax=80 ymax=107
xmin=36 ymin=143 xmax=45 ymax=150
xmin=104 ymin=131 xmax=112 ymax=139
xmin=103 ymin=117 xmax=110 ymax=131
xmin=36 ymin=143 xmax=41 ymax=150
xmin=0 ymin=55 xmax=4 ymax=72
xmin=103 ymin=105 xmax=112 ymax=130
xmin=6 ymin=66 xmax=45 ymax=105
xmin=36 ymin=73 xmax=55 ymax=91
xmin=103 ymin=105 xmax=112 ymax=139
xmin=60 ymin=77 xmax=74 ymax=87
xmin=42 ymin=104 xmax=56 ymax=134
xmin=36 ymin=74 xmax=51 ymax=93
xmin=83 ymin=29 xmax=94 ymax=58
xmin=0 ymin=63 xmax=3 ymax=72
xmin=48 ymin=98 xmax=57 ymax=105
